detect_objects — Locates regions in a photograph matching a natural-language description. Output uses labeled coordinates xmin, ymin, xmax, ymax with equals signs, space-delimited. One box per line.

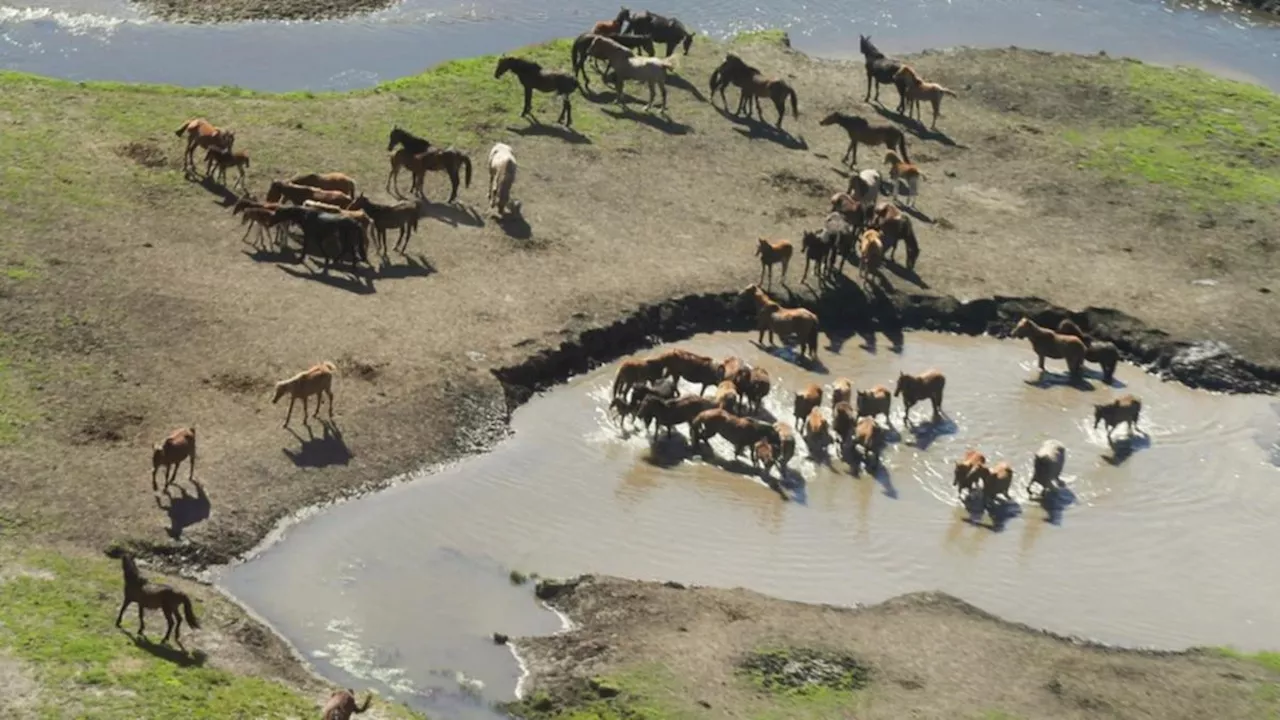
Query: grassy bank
xmin=0 ymin=30 xmax=1277 ymax=719
xmin=0 ymin=545 xmax=423 ymax=718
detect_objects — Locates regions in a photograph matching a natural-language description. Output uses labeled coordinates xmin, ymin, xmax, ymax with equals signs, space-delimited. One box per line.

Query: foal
xmin=755 ymin=237 xmax=793 ymax=288
xmin=495 ymin=56 xmax=579 ymax=127
xmin=272 ymin=361 xmax=337 ymax=427
xmin=203 ymin=146 xmax=250 ymax=189
xmin=884 ymin=150 xmax=925 ymax=208
xmin=115 ymin=552 xmax=200 ymax=645
xmin=894 ymin=65 xmax=959 ymax=131
xmin=174 ymin=117 xmax=233 ymax=173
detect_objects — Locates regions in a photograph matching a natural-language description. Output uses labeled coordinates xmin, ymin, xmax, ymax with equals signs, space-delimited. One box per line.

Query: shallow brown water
xmin=221 ymin=331 xmax=1280 ymax=715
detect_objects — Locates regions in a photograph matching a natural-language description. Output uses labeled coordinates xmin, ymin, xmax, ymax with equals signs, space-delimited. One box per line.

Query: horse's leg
xmin=327 ymin=388 xmax=335 ymax=419
xmin=302 ymin=395 xmax=312 ymax=422
xmin=522 ymin=85 xmax=535 ymax=119
xmin=116 ymin=597 xmax=131 ymax=627
xmin=137 ymin=603 xmax=146 ymax=635
xmin=447 ymin=169 xmax=459 ymax=204
xmin=283 ymin=395 xmax=295 ymax=427
xmin=161 ymin=607 xmax=175 ymax=644
xmin=172 ymin=605 xmax=183 ymax=644
xmin=644 ymin=80 xmax=655 ymax=111
xmin=659 ymin=80 xmax=668 ymax=112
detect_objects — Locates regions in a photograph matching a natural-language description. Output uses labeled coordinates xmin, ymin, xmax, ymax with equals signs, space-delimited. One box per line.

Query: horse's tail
xmin=461 ymin=155 xmax=472 ymax=188
xmin=180 ymin=592 xmax=200 ymax=629
xmin=709 ymin=66 xmax=720 ymax=95
xmin=787 ymin=84 xmax=799 ymax=118
xmin=173 ymin=119 xmax=192 ymax=137
xmin=940 ymin=85 xmax=958 ymax=98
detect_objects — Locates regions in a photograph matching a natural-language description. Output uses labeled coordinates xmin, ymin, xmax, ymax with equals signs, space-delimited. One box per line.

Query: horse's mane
xmin=859 ymin=35 xmax=884 ymax=59
xmin=120 ymin=553 xmax=145 ymax=587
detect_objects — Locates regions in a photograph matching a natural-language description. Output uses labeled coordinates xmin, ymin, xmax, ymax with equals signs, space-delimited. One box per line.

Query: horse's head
xmin=616 ymin=6 xmax=630 ymax=23
xmin=494 ymin=57 xmax=509 ymax=79
xmin=818 ymin=111 xmax=839 ymax=126
xmin=271 ymin=381 xmax=288 ymax=404
xmin=387 ymin=127 xmax=400 ymax=151
xmin=1012 ymin=317 xmax=1031 ymax=338
xmin=754 ymin=238 xmax=768 ymax=256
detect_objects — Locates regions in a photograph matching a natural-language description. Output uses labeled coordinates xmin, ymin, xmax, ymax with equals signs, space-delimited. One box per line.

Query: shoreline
xmin=1 ymin=29 xmax=1276 ymax=717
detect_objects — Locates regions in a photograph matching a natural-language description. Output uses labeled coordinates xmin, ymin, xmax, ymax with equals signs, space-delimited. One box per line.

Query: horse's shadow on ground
xmin=855 ymin=461 xmax=898 ymax=499
xmin=666 ymin=72 xmax=707 ymax=102
xmin=372 ymin=253 xmax=435 ymax=280
xmin=778 ymin=468 xmax=807 ymax=504
xmin=123 ymin=629 xmax=207 ymax=666
xmin=421 ymin=201 xmax=485 ymax=228
xmin=871 ymin=104 xmax=967 ymax=148
xmin=497 ymin=209 xmax=532 ymax=240
xmin=189 ymin=173 xmax=240 ymax=206
xmin=963 ymin=495 xmax=1022 ymax=532
xmin=153 ymin=481 xmax=211 ymax=540
xmin=1023 ymin=371 xmax=1095 ymax=392
xmin=715 ymin=106 xmax=808 ymax=150
xmin=282 ymin=419 xmax=353 ymax=468
xmin=601 ymin=106 xmax=692 ymax=135
xmin=897 ymin=204 xmax=935 ymax=225
xmin=750 ymin=340 xmax=829 ymax=374
xmin=644 ymin=431 xmax=695 ymax=467
xmin=884 ymin=260 xmax=929 ymax=289
xmin=1103 ymin=432 xmax=1150 ymax=466
xmin=278 ymin=263 xmax=376 ymax=295
xmin=694 ymin=447 xmax=788 ymax=499
xmin=904 ymin=416 xmax=956 ymax=452
xmin=509 ymin=121 xmax=591 ymax=145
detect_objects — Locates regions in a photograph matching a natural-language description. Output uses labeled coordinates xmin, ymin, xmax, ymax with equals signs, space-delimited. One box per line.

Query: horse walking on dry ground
xmin=488 ymin=142 xmax=518 ymax=218
xmin=572 ymin=32 xmax=655 ymax=88
xmin=289 ymin=172 xmax=357 ymax=199
xmin=894 ymin=65 xmax=959 ymax=130
xmin=273 ymin=361 xmax=337 ymax=427
xmin=740 ymin=284 xmax=820 ymax=360
xmin=174 ymin=117 xmax=234 ymax=173
xmin=755 ymin=237 xmax=792 ymax=288
xmin=323 ymin=689 xmax=372 ymax=720
xmin=350 ymin=195 xmax=419 ymax=255
xmin=202 ymin=146 xmax=250 ymax=189
xmin=894 ymin=369 xmax=945 ymax=425
xmin=859 ymin=35 xmax=909 ymax=112
xmin=625 ymin=10 xmax=694 ymax=57
xmin=152 ymin=426 xmax=196 ymax=491
xmin=390 ymin=147 xmax=473 ymax=204
xmin=1012 ymin=317 xmax=1086 ymax=382
xmin=884 ymin=150 xmax=925 ymax=207
xmin=267 ymin=180 xmax=353 ymax=208
xmin=495 ymin=56 xmax=579 ymax=127
xmin=115 ymin=552 xmax=200 ymax=645
xmin=708 ymin=53 xmax=799 ymax=129
xmin=819 ymin=111 xmax=910 ymax=166
xmin=589 ymin=35 xmax=678 ymax=113
xmin=386 ymin=127 xmax=432 ymax=192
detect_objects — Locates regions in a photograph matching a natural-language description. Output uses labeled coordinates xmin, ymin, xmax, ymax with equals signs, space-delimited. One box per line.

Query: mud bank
xmin=506 ymin=575 xmax=1280 ymax=719
xmin=493 ymin=286 xmax=1280 ymax=415
xmin=129 ymin=0 xmax=396 ymax=22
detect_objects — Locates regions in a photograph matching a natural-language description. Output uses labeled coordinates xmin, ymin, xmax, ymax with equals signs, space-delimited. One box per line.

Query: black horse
xmin=625 ymin=11 xmax=694 ymax=57
xmin=494 ymin=56 xmax=579 ymax=127
xmin=572 ymin=32 xmax=656 ymax=90
xmin=273 ymin=206 xmax=367 ymax=271
xmin=859 ymin=34 xmax=908 ymax=113
xmin=387 ymin=125 xmax=432 ymax=154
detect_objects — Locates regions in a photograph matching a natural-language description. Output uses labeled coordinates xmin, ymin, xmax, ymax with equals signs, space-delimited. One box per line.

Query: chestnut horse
xmin=1012 ymin=317 xmax=1086 ymax=382
xmin=740 ymin=284 xmax=820 ymax=361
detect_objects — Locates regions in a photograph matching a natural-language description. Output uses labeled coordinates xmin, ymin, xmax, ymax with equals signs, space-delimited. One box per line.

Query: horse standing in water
xmin=494 ymin=56 xmax=579 ymax=127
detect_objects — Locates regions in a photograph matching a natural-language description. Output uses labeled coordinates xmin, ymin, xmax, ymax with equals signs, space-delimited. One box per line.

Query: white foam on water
xmin=0 ymin=6 xmax=145 ymax=35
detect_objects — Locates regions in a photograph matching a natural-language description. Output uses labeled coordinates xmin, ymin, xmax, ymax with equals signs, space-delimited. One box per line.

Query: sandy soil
xmin=0 ymin=33 xmax=1276 ymax=709
xmin=508 ymin=575 xmax=1280 ymax=719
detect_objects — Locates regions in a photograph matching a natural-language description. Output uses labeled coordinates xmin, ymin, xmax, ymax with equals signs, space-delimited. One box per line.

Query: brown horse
xmin=654 ymin=348 xmax=720 ymax=395
xmin=755 ymin=237 xmax=793 ymax=289
xmin=819 ymin=111 xmax=909 ymax=166
xmin=589 ymin=7 xmax=631 ymax=36
xmin=1056 ymin=319 xmax=1120 ymax=383
xmin=289 ymin=172 xmax=357 ymax=199
xmin=893 ymin=65 xmax=959 ymax=131
xmin=894 ymin=369 xmax=945 ymax=425
xmin=152 ymin=426 xmax=196 ymax=492
xmin=855 ymin=416 xmax=884 ymax=470
xmin=714 ymin=379 xmax=741 ymax=414
xmin=799 ymin=230 xmax=832 ymax=284
xmin=804 ymin=407 xmax=830 ymax=449
xmin=740 ymin=284 xmax=820 ymax=360
xmin=884 ymin=150 xmax=925 ymax=208
xmin=858 ymin=229 xmax=884 ymax=288
xmin=793 ymin=383 xmax=822 ymax=429
xmin=266 ymin=180 xmax=353 ymax=208
xmin=391 ymin=147 xmax=472 ymax=204
xmin=1012 ymin=317 xmax=1087 ymax=382
xmin=832 ymin=400 xmax=857 ymax=451
xmin=953 ymin=449 xmax=987 ymax=500
xmin=322 ymin=689 xmax=373 ymax=720
xmin=612 ymin=356 xmax=667 ymax=398
xmin=202 ymin=146 xmax=250 ymax=189
xmin=638 ymin=394 xmax=717 ymax=437
xmin=349 ymin=195 xmax=419 ymax=255
xmin=855 ymin=385 xmax=892 ymax=426
xmin=831 ymin=377 xmax=853 ymax=408
xmin=773 ymin=422 xmax=795 ymax=470
xmin=1094 ymin=394 xmax=1142 ymax=442
xmin=871 ymin=203 xmax=920 ymax=271
xmin=272 ymin=361 xmax=337 ymax=427
xmin=733 ymin=365 xmax=771 ymax=415
xmin=689 ymin=408 xmax=777 ymax=457
xmin=115 ymin=552 xmax=200 ymax=645
xmin=981 ymin=462 xmax=1014 ymax=507
xmin=708 ymin=53 xmax=799 ymax=129
xmin=174 ymin=117 xmax=234 ymax=173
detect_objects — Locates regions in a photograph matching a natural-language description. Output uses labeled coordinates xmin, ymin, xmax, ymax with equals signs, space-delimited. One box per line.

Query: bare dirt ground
xmin=510 ymin=575 xmax=1280 ymax=719
xmin=0 ymin=33 xmax=1276 ymax=710
xmin=129 ymin=0 xmax=395 ymax=22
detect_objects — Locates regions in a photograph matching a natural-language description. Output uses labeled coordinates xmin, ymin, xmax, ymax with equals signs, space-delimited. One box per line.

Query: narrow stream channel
xmin=219 ymin=331 xmax=1280 ymax=717
xmin=1 ymin=0 xmax=1278 ymax=90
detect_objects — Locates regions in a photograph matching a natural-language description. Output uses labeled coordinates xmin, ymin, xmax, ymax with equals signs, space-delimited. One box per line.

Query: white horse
xmin=1028 ymin=439 xmax=1066 ymax=497
xmin=588 ymin=35 xmax=678 ymax=112
xmin=487 ymin=142 xmax=518 ymax=218
xmin=848 ymin=168 xmax=882 ymax=210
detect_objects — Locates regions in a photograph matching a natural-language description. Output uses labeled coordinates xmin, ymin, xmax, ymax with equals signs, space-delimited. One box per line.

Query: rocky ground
xmin=0 ymin=31 xmax=1276 ymax=717
xmin=129 ymin=0 xmax=395 ymax=22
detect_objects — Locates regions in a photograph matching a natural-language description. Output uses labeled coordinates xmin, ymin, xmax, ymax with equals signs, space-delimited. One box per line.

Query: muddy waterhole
xmin=219 ymin=331 xmax=1280 ymax=718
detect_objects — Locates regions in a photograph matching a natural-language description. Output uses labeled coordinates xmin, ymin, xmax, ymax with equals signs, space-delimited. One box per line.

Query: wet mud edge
xmin=492 ymin=286 xmax=1280 ymax=413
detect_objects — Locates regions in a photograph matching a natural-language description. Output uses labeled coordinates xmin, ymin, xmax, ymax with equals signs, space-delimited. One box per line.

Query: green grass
xmin=0 ymin=357 xmax=37 ymax=445
xmin=1216 ymin=647 xmax=1280 ymax=673
xmin=1067 ymin=62 xmax=1280 ymax=206
xmin=0 ymin=547 xmax=426 ymax=719
xmin=728 ymin=29 xmax=791 ymax=47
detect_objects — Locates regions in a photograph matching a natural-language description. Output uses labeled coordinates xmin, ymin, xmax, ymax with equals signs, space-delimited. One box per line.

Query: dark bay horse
xmin=859 ymin=34 xmax=908 ymax=113
xmin=387 ymin=126 xmax=432 ymax=154
xmin=708 ymin=53 xmax=798 ymax=129
xmin=397 ymin=147 xmax=473 ymax=204
xmin=115 ymin=552 xmax=200 ymax=645
xmin=495 ymin=55 xmax=579 ymax=127
xmin=819 ymin=111 xmax=910 ymax=165
xmin=625 ymin=10 xmax=694 ymax=57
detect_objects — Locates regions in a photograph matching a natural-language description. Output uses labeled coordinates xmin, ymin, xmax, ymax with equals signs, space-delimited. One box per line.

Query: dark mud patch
xmin=116 ymin=142 xmax=169 ymax=169
xmin=335 ymin=355 xmax=385 ymax=383
xmin=492 ymin=285 xmax=1280 ymax=416
xmin=766 ymin=169 xmax=831 ymax=199
xmin=204 ymin=371 xmax=271 ymax=396
xmin=128 ymin=0 xmax=396 ymax=22
xmin=74 ymin=409 xmax=144 ymax=445
xmin=739 ymin=648 xmax=872 ymax=694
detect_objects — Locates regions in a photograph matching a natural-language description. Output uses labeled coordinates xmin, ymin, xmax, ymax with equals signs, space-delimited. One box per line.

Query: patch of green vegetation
xmin=0 ymin=547 xmax=427 ymax=719
xmin=1217 ymin=647 xmax=1280 ymax=673
xmin=739 ymin=647 xmax=871 ymax=696
xmin=729 ymin=29 xmax=791 ymax=47
xmin=504 ymin=667 xmax=685 ymax=720
xmin=510 ymin=569 xmax=530 ymax=585
xmin=1067 ymin=62 xmax=1280 ymax=206
xmin=0 ymin=358 xmax=37 ymax=445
